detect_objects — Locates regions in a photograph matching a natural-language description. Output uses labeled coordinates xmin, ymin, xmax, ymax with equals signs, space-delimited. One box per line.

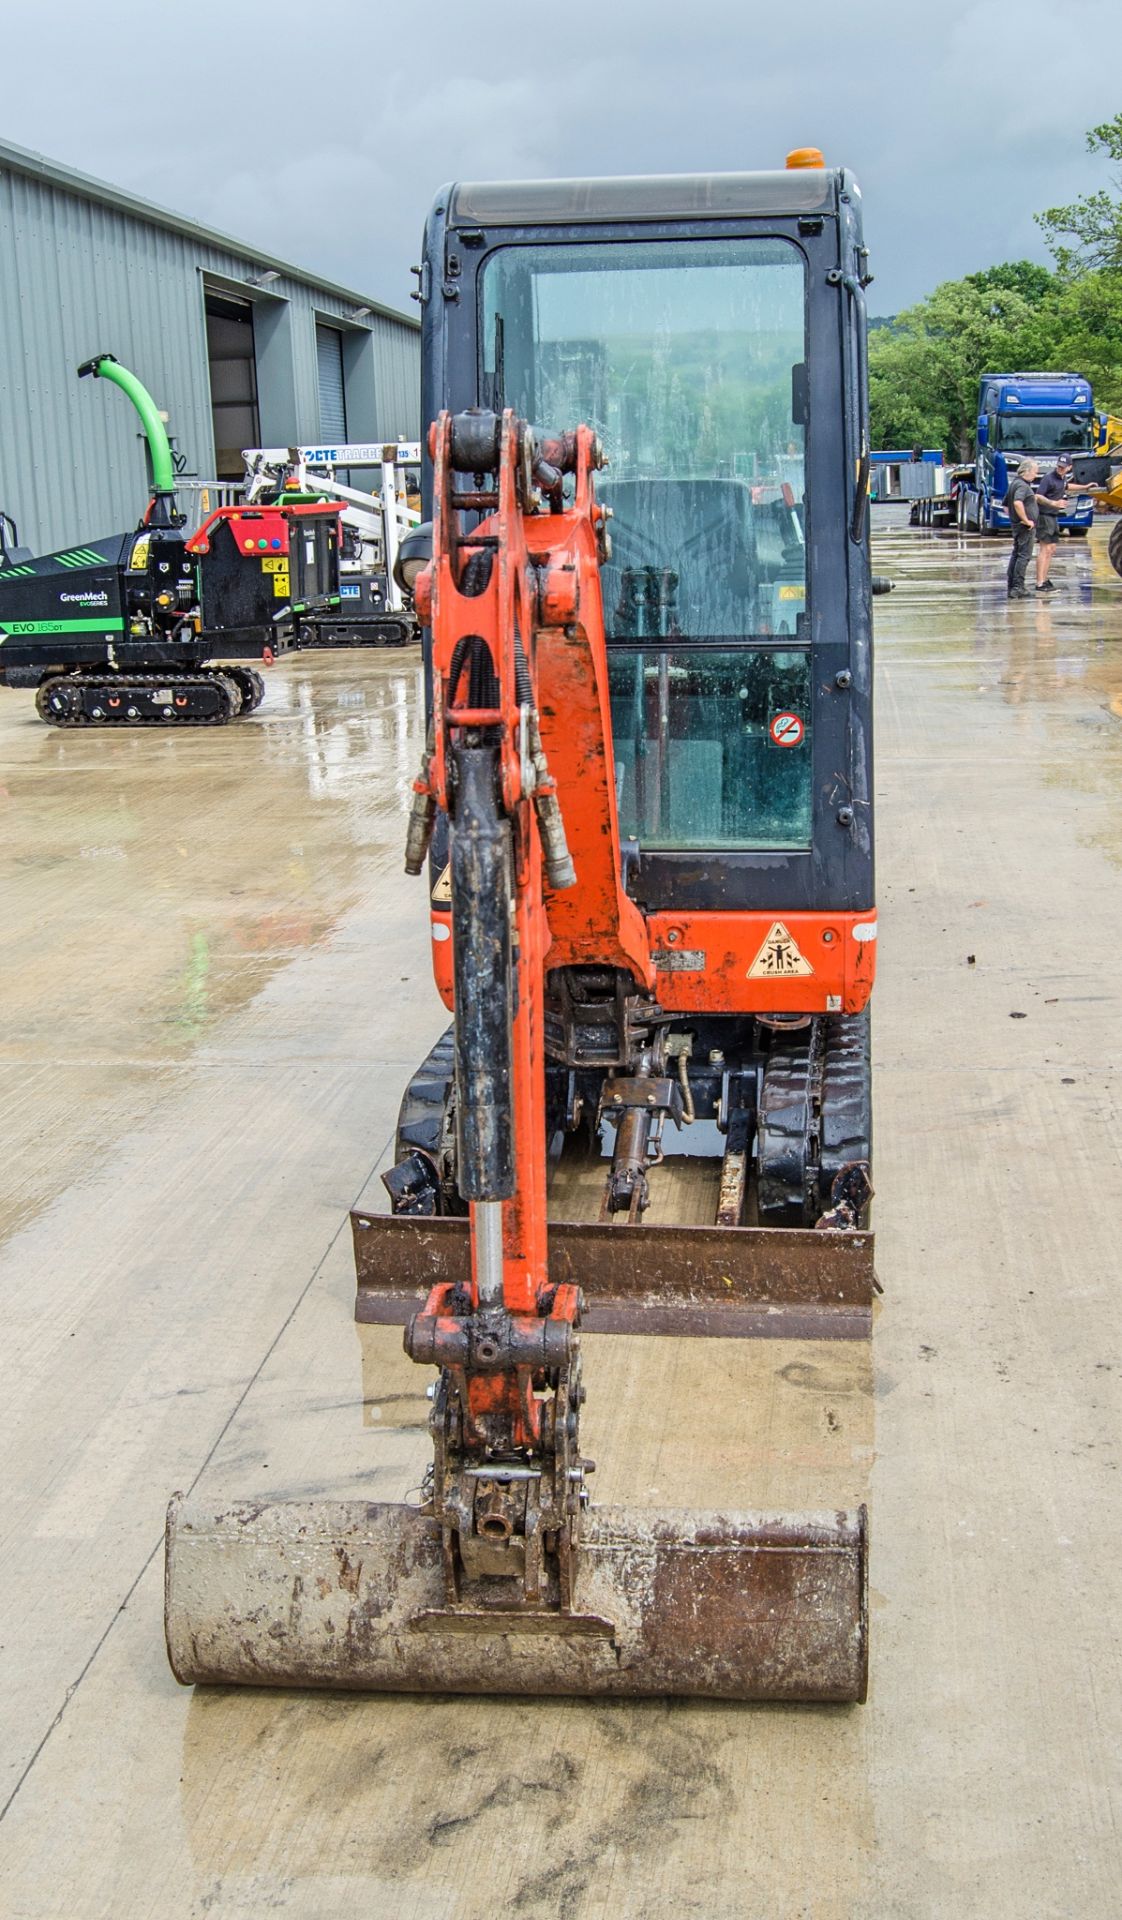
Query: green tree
xmin=870 ymin=118 xmax=1122 ymax=452
xmin=1046 ymin=272 xmax=1122 ymax=413
xmin=1037 ymin=113 xmax=1122 ymax=275
xmin=968 ymin=260 xmax=1056 ymax=303
xmin=868 ymin=267 xmax=1050 ymax=456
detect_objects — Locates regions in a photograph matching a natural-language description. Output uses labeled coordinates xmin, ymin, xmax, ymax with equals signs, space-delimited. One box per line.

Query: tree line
xmin=869 ymin=114 xmax=1122 ymax=457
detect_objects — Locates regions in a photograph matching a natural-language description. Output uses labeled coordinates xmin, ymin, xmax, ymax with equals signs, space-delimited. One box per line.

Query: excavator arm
xmin=402 ymin=408 xmax=639 ymax=1612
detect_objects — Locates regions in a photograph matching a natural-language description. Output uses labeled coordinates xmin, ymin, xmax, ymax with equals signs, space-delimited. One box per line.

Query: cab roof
xmin=447 ymin=170 xmax=841 ymax=227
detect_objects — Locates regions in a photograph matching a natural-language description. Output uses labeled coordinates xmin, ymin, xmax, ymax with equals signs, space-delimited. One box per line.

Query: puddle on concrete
xmin=0 ymin=654 xmax=426 ymax=1243
xmin=872 ymin=509 xmax=1122 ymax=864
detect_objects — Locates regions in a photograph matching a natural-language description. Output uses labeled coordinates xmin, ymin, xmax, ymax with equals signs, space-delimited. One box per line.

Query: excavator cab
xmin=166 ymin=162 xmax=877 ymax=1704
xmin=436 ymin=174 xmax=872 ymax=918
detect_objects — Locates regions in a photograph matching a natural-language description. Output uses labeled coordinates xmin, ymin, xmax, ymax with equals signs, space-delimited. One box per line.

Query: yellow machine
xmin=1093 ymin=414 xmax=1122 ymax=517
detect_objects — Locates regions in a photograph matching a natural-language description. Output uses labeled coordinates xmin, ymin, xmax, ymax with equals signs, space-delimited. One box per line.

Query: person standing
xmin=1005 ymin=458 xmax=1038 ymax=599
xmin=1034 ymin=455 xmax=1094 ymax=591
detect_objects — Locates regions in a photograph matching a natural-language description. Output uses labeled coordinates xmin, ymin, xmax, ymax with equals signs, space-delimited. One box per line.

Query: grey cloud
xmin=4 ymin=0 xmax=1121 ymax=315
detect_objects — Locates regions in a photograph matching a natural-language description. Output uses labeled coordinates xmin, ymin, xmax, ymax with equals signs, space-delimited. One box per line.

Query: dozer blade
xmin=165 ymin=1496 xmax=867 ymax=1702
xmin=352 ymin=1212 xmax=874 ymax=1340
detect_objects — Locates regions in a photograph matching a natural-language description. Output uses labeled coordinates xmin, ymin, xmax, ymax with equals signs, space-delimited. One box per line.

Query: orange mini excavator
xmin=166 ymin=157 xmax=878 ymax=1703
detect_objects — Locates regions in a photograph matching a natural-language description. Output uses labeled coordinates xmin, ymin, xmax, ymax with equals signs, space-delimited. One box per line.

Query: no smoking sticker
xmin=769 ymin=711 xmax=805 ymax=748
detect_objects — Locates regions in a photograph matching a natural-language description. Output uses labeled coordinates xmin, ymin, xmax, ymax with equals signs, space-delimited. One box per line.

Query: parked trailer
xmin=870 ymin=451 xmax=955 ymax=527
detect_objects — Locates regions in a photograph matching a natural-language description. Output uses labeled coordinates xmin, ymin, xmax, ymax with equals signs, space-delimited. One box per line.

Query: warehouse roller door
xmin=316 ymin=325 xmax=347 ymax=442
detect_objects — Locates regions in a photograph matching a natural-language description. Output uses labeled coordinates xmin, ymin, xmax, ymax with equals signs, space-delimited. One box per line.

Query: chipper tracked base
xmin=166 ymin=160 xmax=877 ymax=1703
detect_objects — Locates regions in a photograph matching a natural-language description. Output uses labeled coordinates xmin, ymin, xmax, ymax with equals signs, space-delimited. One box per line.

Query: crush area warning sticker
xmin=748 ymin=921 xmax=814 ymax=978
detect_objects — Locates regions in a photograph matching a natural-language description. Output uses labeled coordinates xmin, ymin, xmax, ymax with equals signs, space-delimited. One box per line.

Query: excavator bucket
xmin=166 ymin=1213 xmax=873 ymax=1704
xmin=165 ymin=1496 xmax=867 ymax=1702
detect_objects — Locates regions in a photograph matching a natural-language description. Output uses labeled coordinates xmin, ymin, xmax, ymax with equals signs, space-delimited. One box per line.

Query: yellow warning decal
xmin=431 ymin=862 xmax=452 ymax=905
xmin=128 ymin=535 xmax=151 ymax=573
xmin=272 ymin=572 xmax=290 ymax=598
xmin=261 ymin=556 xmax=287 ymax=573
xmin=778 ymin=583 xmax=805 ymax=601
xmin=748 ymin=921 xmax=813 ymax=978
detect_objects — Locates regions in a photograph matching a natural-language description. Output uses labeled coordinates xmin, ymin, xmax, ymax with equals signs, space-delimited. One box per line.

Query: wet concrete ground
xmin=1 ymin=514 xmax=1121 ymax=1916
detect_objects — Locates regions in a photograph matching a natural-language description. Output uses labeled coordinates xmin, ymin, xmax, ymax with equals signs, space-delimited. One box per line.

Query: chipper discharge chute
xmin=166 ymin=157 xmax=877 ymax=1703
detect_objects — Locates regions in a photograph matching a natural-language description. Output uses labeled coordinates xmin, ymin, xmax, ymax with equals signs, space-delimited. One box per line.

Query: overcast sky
xmin=2 ymin=0 xmax=1120 ymax=316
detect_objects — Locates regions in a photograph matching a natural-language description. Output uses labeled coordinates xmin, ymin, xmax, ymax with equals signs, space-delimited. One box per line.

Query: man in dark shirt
xmin=1005 ymin=459 xmax=1038 ymax=599
xmin=1034 ymin=456 xmax=1093 ymax=591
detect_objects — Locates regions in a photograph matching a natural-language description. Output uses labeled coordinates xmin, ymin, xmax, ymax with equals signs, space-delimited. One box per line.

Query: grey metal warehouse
xmin=0 ymin=136 xmax=420 ymax=555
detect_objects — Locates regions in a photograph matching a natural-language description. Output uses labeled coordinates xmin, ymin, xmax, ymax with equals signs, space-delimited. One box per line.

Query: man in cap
xmin=1034 ymin=455 xmax=1094 ymax=592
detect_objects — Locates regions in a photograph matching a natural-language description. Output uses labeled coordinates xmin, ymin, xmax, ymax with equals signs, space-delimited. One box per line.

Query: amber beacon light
xmin=786 ymin=146 xmax=826 ymax=169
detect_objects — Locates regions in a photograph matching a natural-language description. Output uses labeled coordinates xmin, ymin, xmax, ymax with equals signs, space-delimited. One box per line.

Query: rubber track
xmin=35 ymin=668 xmax=242 ymax=728
xmin=393 ymin=1024 xmax=464 ymax=1213
xmin=819 ymin=1010 xmax=872 ymax=1224
xmin=300 ymin=617 xmax=415 ymax=649
xmin=1109 ymin=518 xmax=1122 ymax=580
xmin=361 ymin=617 xmax=414 ymax=647
xmin=757 ymin=1022 xmax=825 ymax=1228
xmin=757 ymin=1012 xmax=871 ymax=1227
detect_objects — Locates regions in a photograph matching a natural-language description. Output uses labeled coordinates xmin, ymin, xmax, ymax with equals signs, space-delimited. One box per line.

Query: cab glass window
xmin=480 ymin=236 xmax=811 ymax=850
xmin=608 ymin=649 xmax=812 ymax=850
xmin=481 ymin=237 xmax=807 ymax=640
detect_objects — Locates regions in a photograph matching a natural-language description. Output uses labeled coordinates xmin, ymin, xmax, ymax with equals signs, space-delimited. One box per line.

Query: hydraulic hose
xmin=77 ymin=353 xmax=176 ymax=497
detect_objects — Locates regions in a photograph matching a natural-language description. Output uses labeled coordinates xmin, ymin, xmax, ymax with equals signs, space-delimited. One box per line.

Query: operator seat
xmin=598 ymin=478 xmax=760 ymax=638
